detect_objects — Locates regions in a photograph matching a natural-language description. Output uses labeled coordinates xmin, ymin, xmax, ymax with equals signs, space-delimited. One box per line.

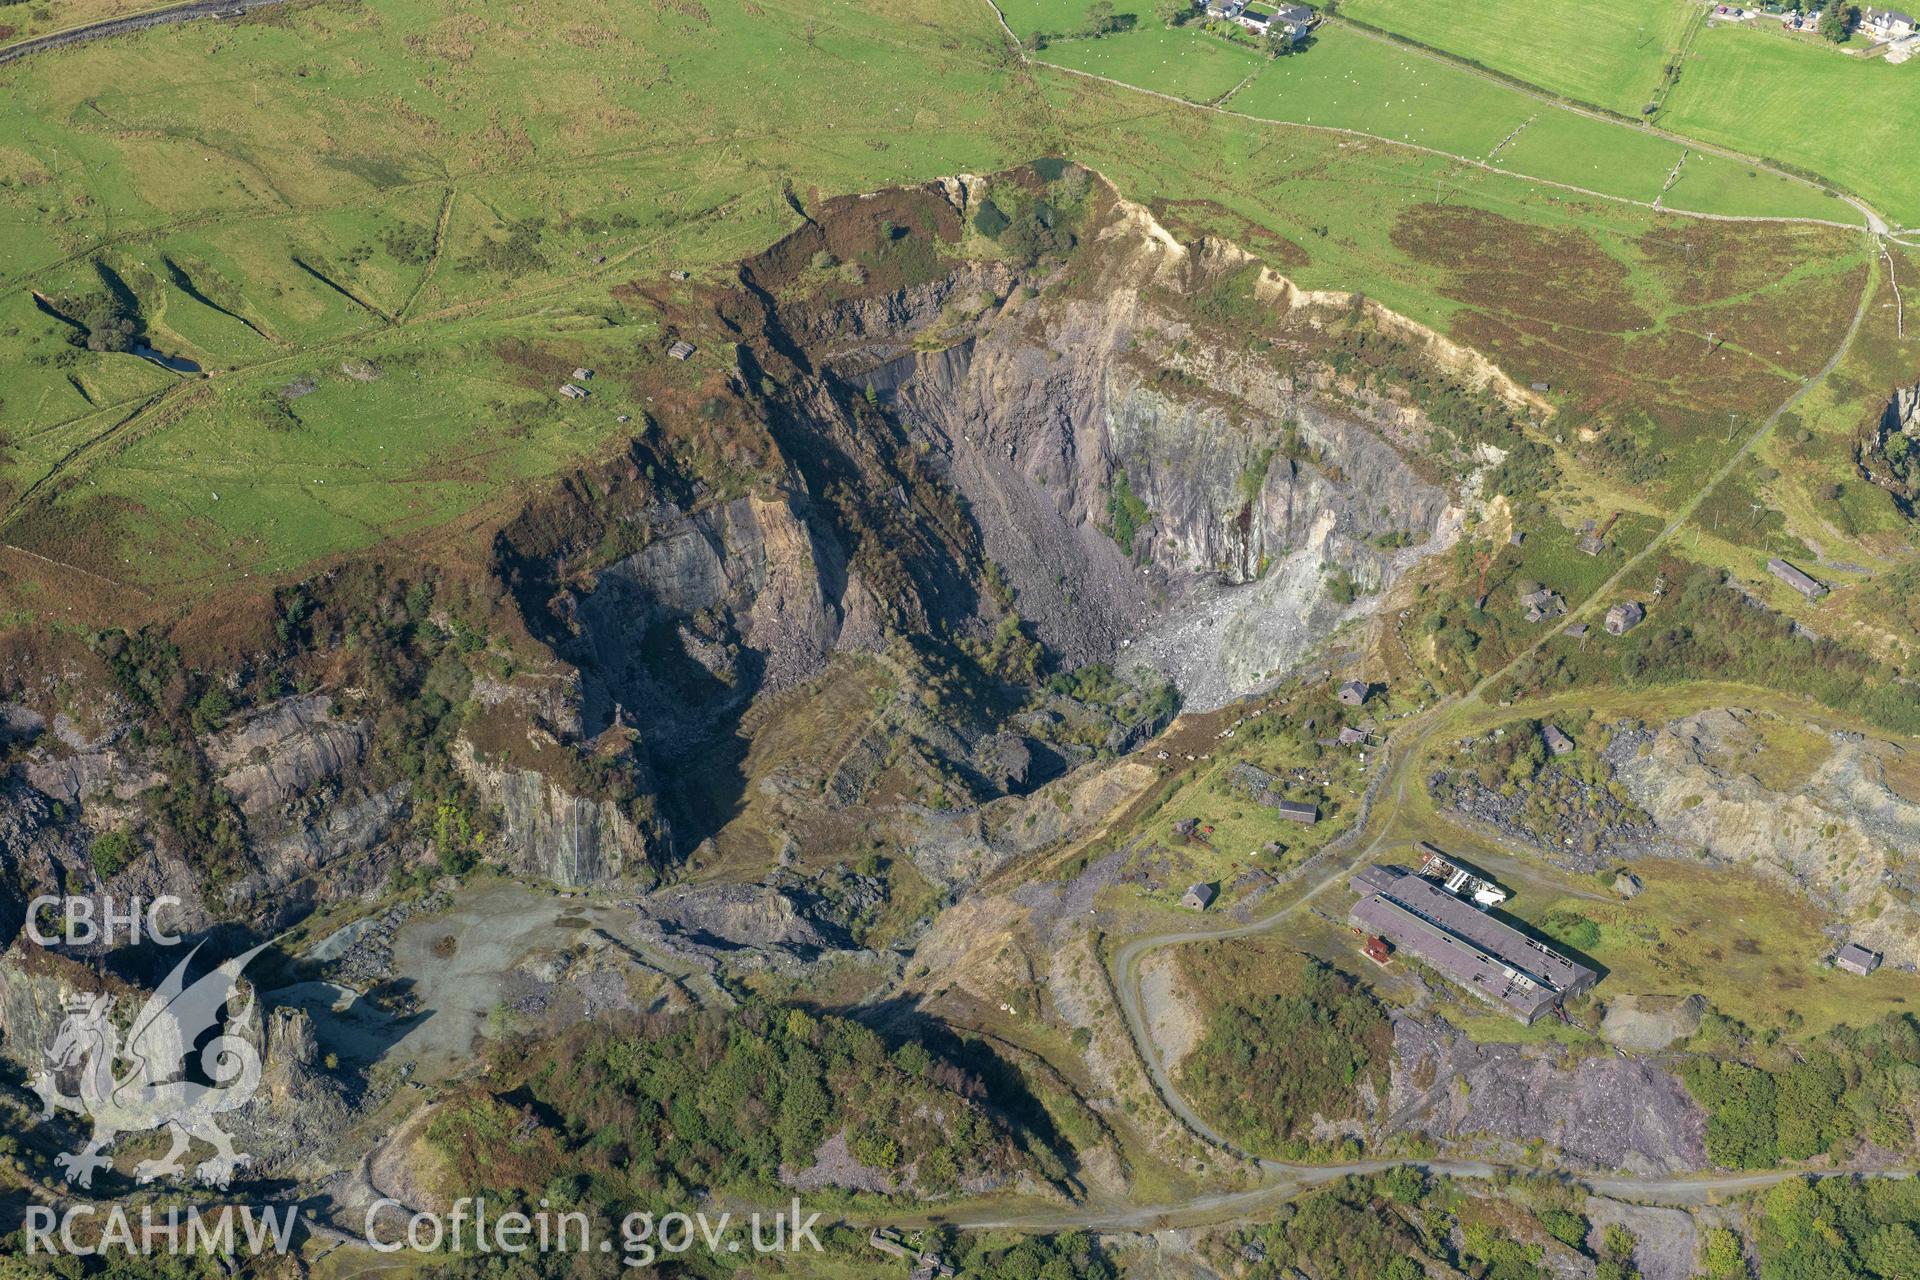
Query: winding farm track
xmin=0 ymin=0 xmax=298 ymax=67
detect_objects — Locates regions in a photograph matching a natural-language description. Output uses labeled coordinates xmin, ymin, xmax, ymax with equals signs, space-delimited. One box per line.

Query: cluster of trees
xmin=1326 ymin=325 xmax=1525 ymax=456
xmin=66 ymin=298 xmax=142 ymax=353
xmin=430 ymin=1003 xmax=1042 ymax=1209
xmin=1231 ymin=1174 xmax=1436 ymax=1278
xmin=1224 ymin=1170 xmax=1640 ymax=1279
xmin=1178 ymin=953 xmax=1391 ymax=1158
xmin=1820 ymin=2 xmax=1859 ymax=41
xmin=1103 ymin=472 xmax=1153 ymax=557
xmin=1754 ymin=1176 xmax=1920 ymax=1279
xmin=1679 ymin=1013 xmax=1920 ymax=1169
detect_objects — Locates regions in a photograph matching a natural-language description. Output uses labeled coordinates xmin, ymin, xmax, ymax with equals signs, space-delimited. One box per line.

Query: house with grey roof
xmin=1542 ymin=724 xmax=1574 ymax=756
xmin=1862 ymin=7 xmax=1917 ymax=37
xmin=1182 ymin=882 xmax=1217 ymax=911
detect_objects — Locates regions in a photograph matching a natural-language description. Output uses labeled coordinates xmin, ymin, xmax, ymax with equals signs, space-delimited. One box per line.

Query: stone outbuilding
xmin=1836 ymin=943 xmax=1883 ymax=976
xmin=1604 ymin=601 xmax=1645 ymax=635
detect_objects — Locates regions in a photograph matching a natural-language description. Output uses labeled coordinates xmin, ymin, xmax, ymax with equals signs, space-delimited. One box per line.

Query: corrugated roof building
xmin=1349 ymin=867 xmax=1596 ymax=1022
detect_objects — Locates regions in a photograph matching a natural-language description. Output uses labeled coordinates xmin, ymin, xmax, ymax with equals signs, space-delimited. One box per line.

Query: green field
xmin=1296 ymin=0 xmax=1916 ymax=227
xmin=1041 ymin=23 xmax=1856 ymax=222
xmin=1341 ymin=0 xmax=1693 ymax=116
xmin=1041 ymin=25 xmax=1265 ymax=102
xmin=997 ymin=0 xmax=1146 ymax=40
xmin=0 ymin=0 xmax=1045 ymax=594
xmin=1229 ymin=26 xmax=1530 ymax=155
xmin=1661 ymin=23 xmax=1920 ymax=226
xmin=0 ymin=0 xmax=1879 ymax=611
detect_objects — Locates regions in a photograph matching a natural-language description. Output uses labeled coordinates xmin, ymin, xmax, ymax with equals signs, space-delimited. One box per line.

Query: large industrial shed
xmin=1350 ymin=865 xmax=1597 ymax=1023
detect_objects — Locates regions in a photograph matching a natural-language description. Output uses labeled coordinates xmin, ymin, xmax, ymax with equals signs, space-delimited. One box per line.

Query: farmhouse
xmin=1767 ymin=557 xmax=1828 ymax=602
xmin=1836 ymin=943 xmax=1883 ymax=976
xmin=1272 ymin=2 xmax=1314 ymax=30
xmin=1276 ymin=800 xmax=1320 ymax=825
xmin=1182 ymin=882 xmax=1217 ymax=911
xmin=1542 ymin=723 xmax=1575 ymax=756
xmin=667 ymin=340 xmax=696 ymax=360
xmin=1237 ymin=4 xmax=1275 ymax=30
xmin=1349 ymin=866 xmax=1596 ymax=1022
xmin=1337 ymin=725 xmax=1369 ymax=746
xmin=559 ymin=382 xmax=589 ymax=399
xmin=1336 ymin=679 xmax=1368 ymax=706
xmin=1604 ymin=601 xmax=1644 ymax=635
xmin=1862 ymin=7 xmax=1917 ymax=37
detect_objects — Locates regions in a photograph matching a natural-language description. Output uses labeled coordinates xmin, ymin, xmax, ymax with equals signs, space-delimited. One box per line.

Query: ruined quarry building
xmin=1604 ymin=601 xmax=1644 ymax=635
xmin=1349 ymin=865 xmax=1596 ymax=1023
xmin=1836 ymin=943 xmax=1883 ymax=977
xmin=1767 ymin=557 xmax=1828 ymax=602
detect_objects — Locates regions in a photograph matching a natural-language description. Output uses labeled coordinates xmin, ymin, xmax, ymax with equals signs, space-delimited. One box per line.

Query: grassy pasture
xmin=1041 ymin=26 xmax=1264 ymax=103
xmin=1487 ymin=109 xmax=1685 ymax=203
xmin=1660 ymin=146 xmax=1855 ymax=221
xmin=1661 ymin=24 xmax=1920 ymax=227
xmin=1228 ymin=28 xmax=1531 ymax=157
xmin=0 ymin=0 xmax=164 ymax=44
xmin=997 ymin=0 xmax=1145 ymax=40
xmin=1523 ymin=860 xmax=1920 ymax=1037
xmin=1339 ymin=0 xmax=1691 ymax=116
xmin=0 ymin=0 xmax=1882 ymax=611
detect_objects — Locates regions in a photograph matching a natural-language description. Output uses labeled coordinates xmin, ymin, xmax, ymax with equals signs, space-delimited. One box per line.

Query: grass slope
xmin=0 ymin=0 xmax=1879 ymax=615
xmin=1661 ymin=23 xmax=1920 ymax=227
xmin=1341 ymin=0 xmax=1691 ymax=116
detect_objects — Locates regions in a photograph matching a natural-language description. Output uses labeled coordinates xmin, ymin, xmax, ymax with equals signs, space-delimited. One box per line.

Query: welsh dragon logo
xmin=33 ymin=942 xmax=268 ymax=1189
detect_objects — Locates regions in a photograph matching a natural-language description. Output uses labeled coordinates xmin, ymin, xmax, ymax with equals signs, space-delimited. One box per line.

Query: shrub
xmin=89 ymin=829 xmax=137 ymax=878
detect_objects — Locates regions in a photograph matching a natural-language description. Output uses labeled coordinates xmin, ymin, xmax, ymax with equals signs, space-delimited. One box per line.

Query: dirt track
xmin=0 ymin=0 xmax=297 ymax=68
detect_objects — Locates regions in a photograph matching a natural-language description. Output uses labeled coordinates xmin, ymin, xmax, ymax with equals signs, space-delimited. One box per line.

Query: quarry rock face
xmin=456 ymin=742 xmax=660 ymax=889
xmin=1614 ymin=707 xmax=1920 ymax=961
xmin=859 ymin=207 xmax=1462 ymax=708
xmin=205 ymin=693 xmax=369 ymax=817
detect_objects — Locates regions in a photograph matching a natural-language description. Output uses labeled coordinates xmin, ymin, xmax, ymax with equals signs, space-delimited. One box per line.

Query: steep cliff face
xmin=456 ymin=739 xmax=658 ymax=889
xmin=1 ymin=169 xmax=1500 ymax=911
xmin=842 ymin=194 xmax=1462 ymax=708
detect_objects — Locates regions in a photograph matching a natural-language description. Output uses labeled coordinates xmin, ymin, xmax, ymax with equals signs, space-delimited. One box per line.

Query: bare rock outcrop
xmin=457 ymin=742 xmax=659 ymax=889
xmin=205 ymin=693 xmax=369 ymax=816
xmin=1611 ymin=707 xmax=1920 ymax=962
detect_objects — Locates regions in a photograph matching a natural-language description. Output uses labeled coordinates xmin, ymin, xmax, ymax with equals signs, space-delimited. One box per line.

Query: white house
xmin=1861 ymin=6 xmax=1917 ymax=37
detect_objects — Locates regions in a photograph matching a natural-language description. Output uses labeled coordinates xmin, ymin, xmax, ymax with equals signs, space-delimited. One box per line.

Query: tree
xmin=1699 ymin=1227 xmax=1746 ymax=1280
xmin=1155 ymin=0 xmax=1190 ymax=25
xmin=1083 ymin=0 xmax=1116 ymax=33
xmin=1820 ymin=2 xmax=1857 ymax=40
